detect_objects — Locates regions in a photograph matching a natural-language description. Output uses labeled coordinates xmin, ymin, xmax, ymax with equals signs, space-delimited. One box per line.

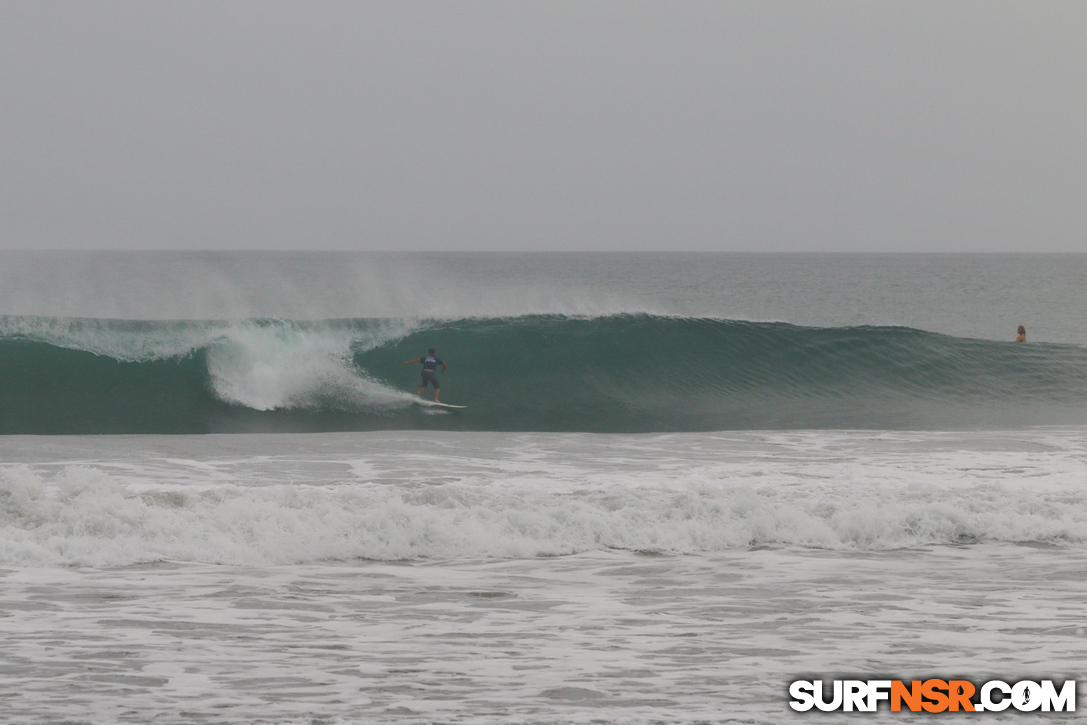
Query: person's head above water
xmin=428 ymin=348 xmax=436 ymax=355
xmin=1018 ymin=326 xmax=1026 ymax=335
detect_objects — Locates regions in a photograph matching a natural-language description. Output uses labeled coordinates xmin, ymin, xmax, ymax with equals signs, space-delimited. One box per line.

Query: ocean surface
xmin=1 ymin=252 xmax=1085 ymax=723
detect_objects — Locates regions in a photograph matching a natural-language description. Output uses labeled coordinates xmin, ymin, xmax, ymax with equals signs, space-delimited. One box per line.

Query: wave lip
xmin=1 ymin=314 xmax=1086 ymax=434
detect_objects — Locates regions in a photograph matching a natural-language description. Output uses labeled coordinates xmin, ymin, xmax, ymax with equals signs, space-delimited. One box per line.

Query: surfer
xmin=403 ymin=348 xmax=447 ymax=402
xmin=1015 ymin=326 xmax=1026 ymax=342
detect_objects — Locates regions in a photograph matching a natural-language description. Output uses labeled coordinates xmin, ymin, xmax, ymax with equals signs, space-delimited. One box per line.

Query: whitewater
xmin=1 ymin=252 xmax=1086 ymax=723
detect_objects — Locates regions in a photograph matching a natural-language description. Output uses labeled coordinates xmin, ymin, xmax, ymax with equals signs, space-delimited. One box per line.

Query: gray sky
xmin=1 ymin=1 xmax=1084 ymax=252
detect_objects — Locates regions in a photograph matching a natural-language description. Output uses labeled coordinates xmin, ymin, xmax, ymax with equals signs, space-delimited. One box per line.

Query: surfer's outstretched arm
xmin=403 ymin=358 xmax=421 ymax=365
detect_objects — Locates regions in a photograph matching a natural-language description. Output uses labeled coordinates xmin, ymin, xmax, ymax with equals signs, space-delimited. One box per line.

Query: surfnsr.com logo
xmin=789 ymin=679 xmax=1075 ymax=712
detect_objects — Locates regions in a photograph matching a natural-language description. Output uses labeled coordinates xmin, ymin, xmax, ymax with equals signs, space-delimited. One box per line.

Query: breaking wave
xmin=1 ymin=314 xmax=1086 ymax=433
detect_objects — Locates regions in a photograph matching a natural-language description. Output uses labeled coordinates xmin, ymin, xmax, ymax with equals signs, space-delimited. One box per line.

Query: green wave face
xmin=2 ymin=314 xmax=1086 ymax=434
xmin=365 ymin=315 xmax=1087 ymax=431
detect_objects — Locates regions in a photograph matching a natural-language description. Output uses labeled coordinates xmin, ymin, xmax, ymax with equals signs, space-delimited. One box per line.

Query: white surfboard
xmin=420 ymin=400 xmax=467 ymax=409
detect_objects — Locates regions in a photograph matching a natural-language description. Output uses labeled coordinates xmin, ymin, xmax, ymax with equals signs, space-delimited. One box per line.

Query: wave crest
xmin=1 ymin=314 xmax=1085 ymax=433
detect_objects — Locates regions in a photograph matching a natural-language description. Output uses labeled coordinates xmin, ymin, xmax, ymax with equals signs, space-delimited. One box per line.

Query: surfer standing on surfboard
xmin=403 ymin=348 xmax=447 ymax=402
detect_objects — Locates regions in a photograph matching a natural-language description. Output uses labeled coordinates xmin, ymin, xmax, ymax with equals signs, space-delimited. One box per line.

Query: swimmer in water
xmin=1015 ymin=325 xmax=1026 ymax=342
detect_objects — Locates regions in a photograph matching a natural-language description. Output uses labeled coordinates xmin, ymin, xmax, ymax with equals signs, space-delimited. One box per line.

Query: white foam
xmin=0 ymin=316 xmax=423 ymax=411
xmin=202 ymin=320 xmax=416 ymax=410
xmin=3 ymin=430 xmax=1087 ymax=567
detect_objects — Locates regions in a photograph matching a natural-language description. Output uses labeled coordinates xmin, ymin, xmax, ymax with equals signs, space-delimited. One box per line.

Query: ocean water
xmin=1 ymin=252 xmax=1086 ymax=723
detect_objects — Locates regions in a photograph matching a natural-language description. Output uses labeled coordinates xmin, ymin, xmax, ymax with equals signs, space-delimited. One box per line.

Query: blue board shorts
xmin=420 ymin=372 xmax=440 ymax=389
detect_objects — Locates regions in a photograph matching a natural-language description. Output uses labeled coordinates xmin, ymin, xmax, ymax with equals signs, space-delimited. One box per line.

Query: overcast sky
xmin=1 ymin=1 xmax=1084 ymax=252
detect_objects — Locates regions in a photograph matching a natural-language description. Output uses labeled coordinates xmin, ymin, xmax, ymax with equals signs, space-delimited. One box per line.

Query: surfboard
xmin=421 ymin=400 xmax=467 ymax=409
